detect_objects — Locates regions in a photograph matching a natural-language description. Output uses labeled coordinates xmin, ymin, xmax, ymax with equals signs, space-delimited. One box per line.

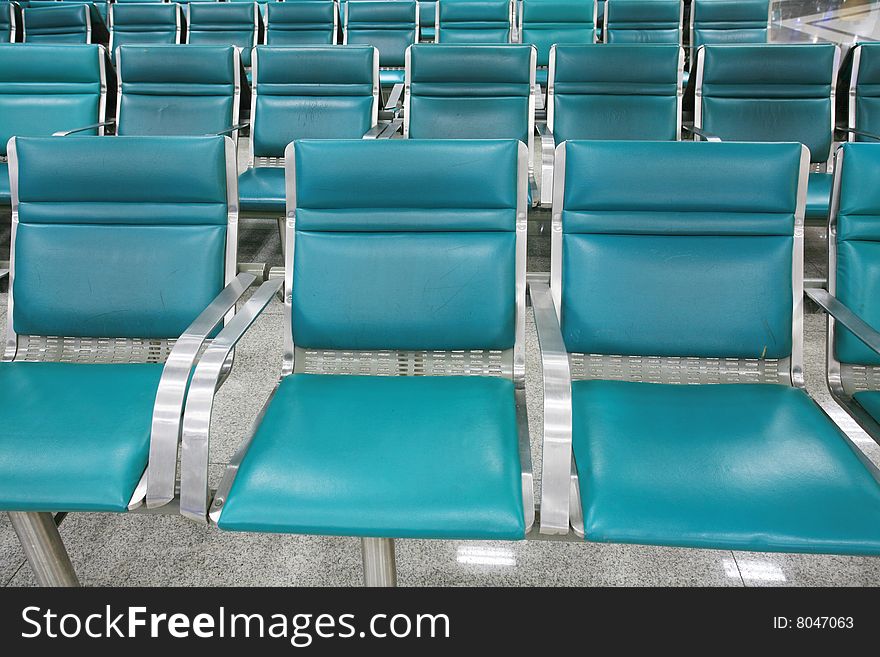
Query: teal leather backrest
xmin=436 ymin=0 xmax=511 ymax=44
xmin=344 ymin=0 xmax=416 ymax=68
xmin=289 ymin=139 xmax=522 ymax=351
xmin=116 ymin=45 xmax=238 ymax=136
xmin=2 ymin=2 xmax=16 ymax=43
xmin=9 ymin=136 xmax=232 ymax=339
xmin=833 ymin=143 xmax=880 ymax=365
xmin=265 ymin=1 xmax=335 ymax=45
xmin=419 ymin=0 xmax=434 ymax=33
xmin=520 ymin=0 xmax=594 ymax=67
xmin=0 ymin=44 xmax=105 ymax=156
xmin=187 ymin=2 xmax=258 ymax=67
xmin=252 ymin=46 xmax=376 ymax=157
xmin=852 ymin=43 xmax=880 ymax=142
xmin=110 ymin=3 xmax=180 ymax=54
xmin=550 ymin=43 xmax=681 ymax=141
xmin=697 ymin=43 xmax=839 ymax=163
xmin=407 ymin=43 xmax=533 ymax=142
xmin=691 ymin=0 xmax=768 ymax=51
xmin=558 ymin=140 xmax=804 ymax=359
xmin=605 ymin=0 xmax=682 ymax=44
xmin=24 ymin=4 xmax=90 ymax=43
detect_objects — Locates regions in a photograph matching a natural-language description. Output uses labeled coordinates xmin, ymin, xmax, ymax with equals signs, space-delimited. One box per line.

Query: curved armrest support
xmin=146 ymin=272 xmax=256 ymax=508
xmin=536 ymin=123 xmax=555 ymax=207
xmin=529 ymin=278 xmax=573 ymax=535
xmin=682 ymin=124 xmax=721 ymax=142
xmin=836 ymin=126 xmax=880 ymax=142
xmin=363 ymin=120 xmax=402 ymax=139
xmin=807 ymin=288 xmax=880 ymax=356
xmin=384 ymin=83 xmax=404 ymax=113
xmin=53 ymin=120 xmax=116 ymax=137
xmin=213 ymin=123 xmax=249 ymax=137
xmin=179 ymin=278 xmax=284 ymax=523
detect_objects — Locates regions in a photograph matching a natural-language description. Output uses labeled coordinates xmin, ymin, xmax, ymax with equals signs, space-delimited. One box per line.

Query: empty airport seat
xmin=2 ymin=1 xmax=17 ymax=42
xmin=109 ymin=2 xmax=181 ymax=54
xmin=518 ymin=0 xmax=596 ymax=86
xmin=531 ymin=139 xmax=880 ymax=554
xmin=344 ymin=0 xmax=417 ymax=86
xmin=436 ymin=0 xmax=513 ymax=43
xmin=537 ymin=43 xmax=683 ymax=204
xmin=0 ymin=44 xmax=107 ymax=206
xmin=24 ymin=3 xmax=91 ymax=43
xmin=0 ymin=135 xmax=251 ymax=585
xmin=264 ymin=1 xmax=337 ymax=45
xmin=186 ymin=2 xmax=260 ymax=68
xmin=238 ymin=45 xmax=380 ymax=215
xmin=693 ymin=43 xmax=840 ymax=223
xmin=115 ymin=45 xmax=241 ymax=137
xmin=690 ymin=0 xmax=769 ymax=54
xmin=604 ymin=0 xmax=682 ymax=44
xmin=179 ymin=138 xmax=533 ymax=586
xmin=842 ymin=43 xmax=880 ymax=142
xmin=419 ymin=0 xmax=434 ymax=40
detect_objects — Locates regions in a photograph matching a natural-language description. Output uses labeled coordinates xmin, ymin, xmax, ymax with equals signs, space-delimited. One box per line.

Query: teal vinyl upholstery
xmin=690 ymin=0 xmax=769 ymax=51
xmin=10 ymin=136 xmax=230 ymax=338
xmin=832 ymin=143 xmax=880 ymax=365
xmin=558 ymin=140 xmax=802 ymax=358
xmin=186 ymin=2 xmax=259 ymax=67
xmin=419 ymin=0 xmax=434 ymax=39
xmin=24 ymin=4 xmax=90 ymax=43
xmin=218 ymin=375 xmax=525 ymax=539
xmin=550 ymin=43 xmax=681 ymax=141
xmin=572 ymin=381 xmax=880 ymax=554
xmin=406 ymin=44 xmax=533 ymax=142
xmin=240 ymin=46 xmax=377 ymax=214
xmin=436 ymin=0 xmax=511 ymax=44
xmin=520 ymin=0 xmax=595 ymax=67
xmin=265 ymin=1 xmax=335 ymax=45
xmin=344 ymin=0 xmax=416 ymax=71
xmin=0 ymin=362 xmax=165 ymax=512
xmin=604 ymin=0 xmax=682 ymax=44
xmin=110 ymin=2 xmax=180 ymax=54
xmin=850 ymin=43 xmax=880 ymax=142
xmin=855 ymin=391 xmax=880 ymax=423
xmin=116 ymin=45 xmax=238 ymax=136
xmin=291 ymin=139 xmax=520 ymax=350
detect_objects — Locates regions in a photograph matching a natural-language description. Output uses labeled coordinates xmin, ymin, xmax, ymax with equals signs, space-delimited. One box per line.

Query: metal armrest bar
xmin=179 ymin=278 xmax=283 ymax=522
xmin=384 ymin=82 xmax=404 ymax=112
xmin=682 ymin=124 xmax=721 ymax=142
xmin=362 ymin=123 xmax=387 ymax=139
xmin=213 ymin=122 xmax=249 ymax=136
xmin=807 ymin=288 xmax=880 ymax=357
xmin=145 ymin=272 xmax=256 ymax=508
xmin=836 ymin=126 xmax=880 ymax=142
xmin=372 ymin=119 xmax=403 ymax=139
xmin=536 ymin=123 xmax=555 ymax=206
xmin=528 ymin=278 xmax=573 ymax=535
xmin=53 ymin=120 xmax=116 ymax=137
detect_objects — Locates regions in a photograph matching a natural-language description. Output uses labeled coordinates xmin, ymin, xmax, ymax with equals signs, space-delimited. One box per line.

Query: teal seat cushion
xmin=380 ymin=69 xmax=405 ymax=86
xmin=0 ymin=161 xmax=8 ymax=205
xmin=218 ymin=374 xmax=526 ymax=539
xmin=854 ymin=391 xmax=880 ymax=424
xmin=238 ymin=166 xmax=285 ymax=214
xmin=0 ymin=362 xmax=165 ymax=512
xmin=536 ymin=67 xmax=548 ymax=87
xmin=807 ymin=171 xmax=832 ymax=221
xmin=572 ymin=380 xmax=880 ymax=554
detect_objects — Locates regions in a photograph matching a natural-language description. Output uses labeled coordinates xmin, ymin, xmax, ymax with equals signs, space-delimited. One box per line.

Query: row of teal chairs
xmin=1 ymin=135 xmax=879 ymax=587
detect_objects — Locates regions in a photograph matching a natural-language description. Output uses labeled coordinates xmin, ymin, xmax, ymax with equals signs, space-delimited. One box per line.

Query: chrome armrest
xmin=53 ymin=120 xmax=116 ymax=137
xmin=179 ymin=278 xmax=284 ymax=523
xmin=836 ymin=126 xmax=880 ymax=142
xmin=529 ymin=277 xmax=573 ymax=535
xmin=363 ymin=123 xmax=387 ymax=139
xmin=213 ymin=122 xmax=249 ymax=136
xmin=384 ymin=83 xmax=404 ymax=113
xmin=364 ymin=119 xmax=403 ymax=140
xmin=0 ymin=269 xmax=7 ymax=279
xmin=145 ymin=272 xmax=257 ymax=509
xmin=682 ymin=124 xmax=721 ymax=142
xmin=536 ymin=123 xmax=555 ymax=207
xmin=807 ymin=288 xmax=880 ymax=356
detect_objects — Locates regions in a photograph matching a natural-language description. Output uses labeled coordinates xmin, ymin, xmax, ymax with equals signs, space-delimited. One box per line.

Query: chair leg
xmin=8 ymin=512 xmax=80 ymax=587
xmin=361 ymin=537 xmax=397 ymax=587
xmin=276 ymin=216 xmax=285 ymax=257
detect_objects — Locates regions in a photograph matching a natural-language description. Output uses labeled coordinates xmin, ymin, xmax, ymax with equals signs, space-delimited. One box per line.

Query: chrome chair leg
xmin=361 ymin=537 xmax=397 ymax=587
xmin=8 ymin=511 xmax=80 ymax=587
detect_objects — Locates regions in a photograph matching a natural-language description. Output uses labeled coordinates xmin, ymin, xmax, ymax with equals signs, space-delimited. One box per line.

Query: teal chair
xmin=109 ymin=2 xmax=181 ymax=55
xmin=23 ymin=3 xmax=91 ymax=42
xmin=0 ymin=44 xmax=107 ymax=207
xmin=264 ymin=1 xmax=337 ymax=45
xmin=538 ymin=43 xmax=683 ymax=205
xmin=418 ymin=0 xmax=433 ymax=40
xmin=435 ymin=0 xmax=513 ymax=44
xmin=2 ymin=1 xmax=18 ymax=41
xmin=689 ymin=0 xmax=769 ymax=55
xmin=693 ymin=43 xmax=841 ymax=224
xmin=343 ymin=0 xmax=417 ymax=86
xmin=842 ymin=43 xmax=880 ymax=143
xmin=403 ymin=43 xmax=538 ymax=203
xmin=238 ymin=45 xmax=381 ymax=217
xmin=186 ymin=2 xmax=260 ymax=69
xmin=532 ymin=140 xmax=880 ymax=554
xmin=810 ymin=143 xmax=880 ymax=447
xmin=0 ymin=135 xmax=252 ymax=585
xmin=178 ymin=139 xmax=533 ymax=586
xmin=517 ymin=0 xmax=596 ymax=87
xmin=604 ymin=0 xmax=682 ymax=44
